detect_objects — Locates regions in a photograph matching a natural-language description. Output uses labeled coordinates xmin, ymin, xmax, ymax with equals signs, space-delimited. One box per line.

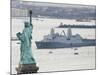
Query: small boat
xmin=49 ymin=51 xmax=53 ymax=54
xmin=74 ymin=48 xmax=78 ymax=50
xmin=74 ymin=52 xmax=79 ymax=55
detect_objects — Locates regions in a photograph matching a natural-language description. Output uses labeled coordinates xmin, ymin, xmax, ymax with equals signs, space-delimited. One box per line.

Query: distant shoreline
xmin=11 ymin=17 xmax=96 ymax=21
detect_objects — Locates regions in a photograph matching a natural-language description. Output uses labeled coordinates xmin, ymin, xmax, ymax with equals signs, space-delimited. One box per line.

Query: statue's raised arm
xmin=29 ymin=10 xmax=33 ymax=28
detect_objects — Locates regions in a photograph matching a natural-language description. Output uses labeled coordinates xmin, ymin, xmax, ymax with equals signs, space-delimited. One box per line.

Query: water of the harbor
xmin=11 ymin=17 xmax=96 ymax=74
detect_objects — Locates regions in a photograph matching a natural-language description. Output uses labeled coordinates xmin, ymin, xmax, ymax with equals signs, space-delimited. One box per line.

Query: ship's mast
xmin=50 ymin=28 xmax=55 ymax=35
xmin=50 ymin=28 xmax=55 ymax=39
xmin=67 ymin=26 xmax=72 ymax=40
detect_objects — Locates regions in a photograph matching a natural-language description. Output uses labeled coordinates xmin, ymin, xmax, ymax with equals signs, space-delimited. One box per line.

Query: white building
xmin=11 ymin=8 xmax=28 ymax=17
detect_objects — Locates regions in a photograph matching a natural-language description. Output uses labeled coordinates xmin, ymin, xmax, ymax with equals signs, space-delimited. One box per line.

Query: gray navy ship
xmin=35 ymin=27 xmax=96 ymax=49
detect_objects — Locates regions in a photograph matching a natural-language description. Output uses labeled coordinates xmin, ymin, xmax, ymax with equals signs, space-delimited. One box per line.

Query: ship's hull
xmin=35 ymin=39 xmax=96 ymax=49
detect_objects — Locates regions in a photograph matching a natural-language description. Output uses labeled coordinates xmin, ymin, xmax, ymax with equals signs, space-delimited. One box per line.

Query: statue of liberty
xmin=16 ymin=10 xmax=39 ymax=74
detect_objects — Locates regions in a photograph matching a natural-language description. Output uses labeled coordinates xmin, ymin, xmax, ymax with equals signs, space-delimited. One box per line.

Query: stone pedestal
xmin=16 ymin=64 xmax=39 ymax=74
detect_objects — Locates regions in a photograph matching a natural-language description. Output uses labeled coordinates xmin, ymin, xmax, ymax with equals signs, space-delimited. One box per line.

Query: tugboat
xmin=35 ymin=27 xmax=96 ymax=49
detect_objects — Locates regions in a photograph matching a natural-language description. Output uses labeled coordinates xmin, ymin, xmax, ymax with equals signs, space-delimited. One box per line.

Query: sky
xmin=22 ymin=0 xmax=96 ymax=5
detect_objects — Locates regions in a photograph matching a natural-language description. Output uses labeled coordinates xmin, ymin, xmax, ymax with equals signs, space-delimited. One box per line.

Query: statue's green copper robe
xmin=17 ymin=23 xmax=36 ymax=64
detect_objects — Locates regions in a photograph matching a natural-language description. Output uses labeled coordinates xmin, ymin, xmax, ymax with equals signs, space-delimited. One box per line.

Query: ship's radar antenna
xmin=60 ymin=22 xmax=63 ymax=26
